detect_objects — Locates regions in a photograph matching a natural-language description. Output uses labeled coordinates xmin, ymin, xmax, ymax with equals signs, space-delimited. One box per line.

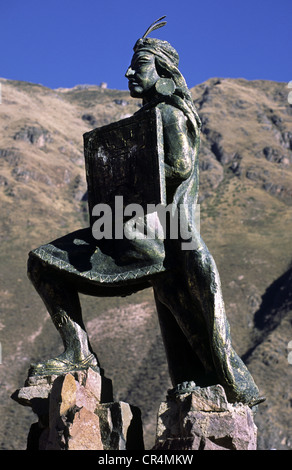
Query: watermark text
xmin=91 ymin=196 xmax=200 ymax=250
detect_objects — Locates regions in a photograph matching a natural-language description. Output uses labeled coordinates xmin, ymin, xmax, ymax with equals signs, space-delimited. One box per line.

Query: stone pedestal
xmin=153 ymin=384 xmax=257 ymax=450
xmin=12 ymin=368 xmax=144 ymax=450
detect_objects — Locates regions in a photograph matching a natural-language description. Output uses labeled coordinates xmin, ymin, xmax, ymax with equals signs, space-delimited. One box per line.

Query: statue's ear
xmin=154 ymin=57 xmax=176 ymax=96
xmin=154 ymin=57 xmax=172 ymax=79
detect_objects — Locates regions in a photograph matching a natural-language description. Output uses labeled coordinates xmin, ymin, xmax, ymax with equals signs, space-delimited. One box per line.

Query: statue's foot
xmin=167 ymin=381 xmax=266 ymax=409
xmin=246 ymin=395 xmax=266 ymax=409
xmin=167 ymin=381 xmax=197 ymax=398
xmin=225 ymin=390 xmax=266 ymax=410
xmin=28 ymin=352 xmax=100 ymax=377
xmin=228 ymin=386 xmax=266 ymax=409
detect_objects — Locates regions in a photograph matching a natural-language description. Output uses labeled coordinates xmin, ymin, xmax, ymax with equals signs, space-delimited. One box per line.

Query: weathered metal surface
xmin=84 ymin=107 xmax=166 ymax=226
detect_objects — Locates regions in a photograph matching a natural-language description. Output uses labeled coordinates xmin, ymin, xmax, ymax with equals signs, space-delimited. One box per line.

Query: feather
xmin=142 ymin=16 xmax=167 ymax=39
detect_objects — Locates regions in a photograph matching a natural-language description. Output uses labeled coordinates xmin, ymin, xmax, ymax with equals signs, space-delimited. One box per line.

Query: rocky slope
xmin=0 ymin=76 xmax=291 ymax=450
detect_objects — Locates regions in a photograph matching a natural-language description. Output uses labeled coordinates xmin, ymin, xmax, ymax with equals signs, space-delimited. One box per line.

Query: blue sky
xmin=0 ymin=0 xmax=291 ymax=91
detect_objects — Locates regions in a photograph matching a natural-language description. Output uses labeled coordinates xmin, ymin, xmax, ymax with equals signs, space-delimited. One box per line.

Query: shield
xmin=83 ymin=107 xmax=166 ymax=227
xmin=29 ymin=108 xmax=168 ymax=293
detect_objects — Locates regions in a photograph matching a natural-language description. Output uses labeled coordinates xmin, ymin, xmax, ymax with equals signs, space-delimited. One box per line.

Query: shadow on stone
xmin=12 ymin=368 xmax=144 ymax=450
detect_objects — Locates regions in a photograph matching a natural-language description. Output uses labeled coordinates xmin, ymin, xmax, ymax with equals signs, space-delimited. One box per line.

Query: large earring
xmin=155 ymin=78 xmax=175 ymax=96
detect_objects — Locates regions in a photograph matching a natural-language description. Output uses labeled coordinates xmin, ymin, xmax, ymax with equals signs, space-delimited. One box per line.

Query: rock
xmin=12 ymin=368 xmax=144 ymax=450
xmin=202 ymin=127 xmax=234 ymax=164
xmin=0 ymin=175 xmax=8 ymax=186
xmin=13 ymin=126 xmax=53 ymax=147
xmin=0 ymin=147 xmax=22 ymax=165
xmin=229 ymin=160 xmax=242 ymax=176
xmin=114 ymin=99 xmax=129 ymax=106
xmin=82 ymin=114 xmax=97 ymax=127
xmin=263 ymin=146 xmax=283 ymax=163
xmin=280 ymin=131 xmax=292 ymax=150
xmin=95 ymin=401 xmax=144 ymax=450
xmin=198 ymin=150 xmax=224 ymax=197
xmin=65 ymin=406 xmax=102 ymax=450
xmin=153 ymin=384 xmax=257 ymax=450
xmin=45 ymin=373 xmax=105 ymax=450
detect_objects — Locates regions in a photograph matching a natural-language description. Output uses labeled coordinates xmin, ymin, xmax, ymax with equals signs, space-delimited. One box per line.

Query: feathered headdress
xmin=141 ymin=15 xmax=167 ymax=39
xmin=133 ymin=16 xmax=202 ymax=218
xmin=133 ymin=16 xmax=201 ymax=131
xmin=134 ymin=16 xmax=179 ymax=67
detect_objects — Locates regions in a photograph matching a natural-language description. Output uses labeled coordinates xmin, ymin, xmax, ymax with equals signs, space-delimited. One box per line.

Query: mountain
xmin=0 ymin=76 xmax=291 ymax=450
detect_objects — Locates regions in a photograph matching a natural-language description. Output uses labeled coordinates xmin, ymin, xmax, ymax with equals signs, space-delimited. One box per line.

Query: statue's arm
xmin=159 ymin=105 xmax=194 ymax=184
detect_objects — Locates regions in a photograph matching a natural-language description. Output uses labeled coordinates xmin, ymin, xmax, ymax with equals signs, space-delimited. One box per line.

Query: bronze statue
xmin=27 ymin=17 xmax=264 ymax=407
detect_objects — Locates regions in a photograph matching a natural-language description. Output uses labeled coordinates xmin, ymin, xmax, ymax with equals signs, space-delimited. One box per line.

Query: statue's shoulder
xmin=157 ymin=102 xmax=187 ymax=128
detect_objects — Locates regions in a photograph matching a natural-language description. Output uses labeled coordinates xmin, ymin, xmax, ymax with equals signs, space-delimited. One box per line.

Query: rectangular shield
xmin=83 ymin=107 xmax=166 ymax=226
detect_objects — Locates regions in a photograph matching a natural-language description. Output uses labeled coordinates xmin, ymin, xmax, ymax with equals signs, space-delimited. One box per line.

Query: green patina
xmin=27 ymin=17 xmax=264 ymax=408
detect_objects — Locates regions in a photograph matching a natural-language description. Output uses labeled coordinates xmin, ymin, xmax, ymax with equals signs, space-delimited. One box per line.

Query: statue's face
xmin=125 ymin=51 xmax=159 ymax=99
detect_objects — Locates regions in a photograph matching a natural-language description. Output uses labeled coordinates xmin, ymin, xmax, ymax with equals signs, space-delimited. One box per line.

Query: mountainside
xmin=0 ymin=76 xmax=291 ymax=450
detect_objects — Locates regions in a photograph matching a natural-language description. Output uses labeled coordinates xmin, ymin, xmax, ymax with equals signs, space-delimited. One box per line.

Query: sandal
xmin=28 ymin=353 xmax=100 ymax=377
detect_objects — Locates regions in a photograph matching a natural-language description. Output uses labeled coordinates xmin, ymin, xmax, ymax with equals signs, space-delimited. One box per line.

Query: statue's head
xmin=125 ymin=17 xmax=201 ymax=133
xmin=125 ymin=16 xmax=182 ymax=102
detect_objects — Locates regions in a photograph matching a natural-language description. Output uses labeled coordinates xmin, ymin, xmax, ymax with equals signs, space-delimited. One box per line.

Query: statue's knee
xmin=27 ymin=254 xmax=43 ymax=285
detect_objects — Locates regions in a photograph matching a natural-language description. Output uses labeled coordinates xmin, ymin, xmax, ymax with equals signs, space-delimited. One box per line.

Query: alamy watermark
xmin=0 ymin=83 xmax=2 ymax=104
xmin=288 ymin=81 xmax=292 ymax=105
xmin=91 ymin=196 xmax=200 ymax=250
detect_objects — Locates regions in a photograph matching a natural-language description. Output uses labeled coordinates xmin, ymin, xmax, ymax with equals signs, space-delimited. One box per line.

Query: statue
xmin=27 ymin=17 xmax=264 ymax=408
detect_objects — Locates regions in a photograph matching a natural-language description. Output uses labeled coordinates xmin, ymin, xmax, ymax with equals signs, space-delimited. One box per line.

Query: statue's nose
xmin=125 ymin=66 xmax=134 ymax=78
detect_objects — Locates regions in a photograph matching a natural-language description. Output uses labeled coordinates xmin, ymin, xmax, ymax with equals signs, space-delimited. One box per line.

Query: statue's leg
xmin=152 ymin=235 xmax=264 ymax=405
xmin=27 ymin=254 xmax=99 ymax=376
xmin=152 ymin=272 xmax=219 ymax=389
xmin=153 ymin=289 xmax=210 ymax=387
xmin=183 ymin=236 xmax=262 ymax=404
